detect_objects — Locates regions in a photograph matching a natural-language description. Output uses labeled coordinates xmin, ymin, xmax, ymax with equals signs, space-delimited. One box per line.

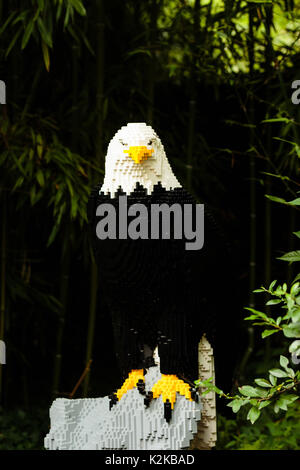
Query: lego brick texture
xmin=44 ymin=365 xmax=202 ymax=450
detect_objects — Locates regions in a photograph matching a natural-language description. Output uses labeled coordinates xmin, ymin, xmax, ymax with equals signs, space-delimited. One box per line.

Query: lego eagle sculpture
xmin=45 ymin=123 xmax=228 ymax=450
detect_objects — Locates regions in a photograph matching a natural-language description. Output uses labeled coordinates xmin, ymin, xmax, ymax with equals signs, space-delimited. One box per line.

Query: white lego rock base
xmin=44 ymin=366 xmax=202 ymax=451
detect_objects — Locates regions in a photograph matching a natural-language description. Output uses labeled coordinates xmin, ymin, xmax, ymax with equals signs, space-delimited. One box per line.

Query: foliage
xmin=155 ymin=0 xmax=300 ymax=80
xmin=196 ymin=275 xmax=300 ymax=424
xmin=216 ymin=400 xmax=300 ymax=450
xmin=196 ymin=217 xmax=300 ymax=425
xmin=0 ymin=407 xmax=48 ymax=450
xmin=0 ymin=111 xmax=93 ymax=246
xmin=0 ymin=4 xmax=299 ymax=456
xmin=0 ymin=0 xmax=88 ymax=70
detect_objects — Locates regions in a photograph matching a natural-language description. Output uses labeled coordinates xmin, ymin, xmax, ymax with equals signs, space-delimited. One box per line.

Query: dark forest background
xmin=0 ymin=0 xmax=300 ymax=450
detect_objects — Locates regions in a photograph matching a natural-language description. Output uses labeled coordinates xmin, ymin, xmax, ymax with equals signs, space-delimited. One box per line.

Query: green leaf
xmin=277 ymin=251 xmax=300 ymax=263
xmin=0 ymin=11 xmax=17 ymax=35
xmin=265 ymin=195 xmax=288 ymax=205
xmin=239 ymin=386 xmax=261 ymax=397
xmin=127 ymin=48 xmax=152 ymax=58
xmin=36 ymin=169 xmax=45 ymax=187
xmin=37 ymin=18 xmax=53 ymax=47
xmin=266 ymin=299 xmax=281 ymax=305
xmin=283 ymin=323 xmax=300 ymax=338
xmin=21 ymin=19 xmax=34 ymax=49
xmin=292 ymin=273 xmax=300 ymax=284
xmin=284 ymin=394 xmax=299 ymax=404
xmin=247 ymin=406 xmax=261 ymax=424
xmin=274 ymin=398 xmax=286 ymax=413
xmin=69 ymin=0 xmax=87 ymax=16
xmin=288 ymin=198 xmax=300 ymax=206
xmin=6 ymin=28 xmax=22 ymax=57
xmin=66 ymin=178 xmax=74 ymax=198
xmin=262 ymin=329 xmax=277 ymax=338
xmin=269 ymin=368 xmax=289 ymax=378
xmin=291 ymin=309 xmax=300 ymax=323
xmin=269 ymin=280 xmax=277 ymax=290
xmin=279 ymin=355 xmax=289 ymax=370
xmin=41 ymin=40 xmax=50 ymax=71
xmin=258 ymin=400 xmax=271 ymax=410
xmin=244 ymin=307 xmax=268 ymax=319
xmin=293 ymin=231 xmax=300 ymax=239
xmin=269 ymin=374 xmax=277 ymax=386
xmin=244 ymin=314 xmax=260 ymax=321
xmin=273 ymin=395 xmax=297 ymax=413
xmin=227 ymin=399 xmax=244 ymax=413
xmin=254 ymin=378 xmax=271 ymax=388
xmin=262 ymin=117 xmax=291 ymax=123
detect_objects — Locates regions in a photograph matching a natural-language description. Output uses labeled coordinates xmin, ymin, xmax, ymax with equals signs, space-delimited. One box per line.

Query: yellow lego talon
xmin=151 ymin=374 xmax=192 ymax=411
xmin=116 ymin=369 xmax=144 ymax=401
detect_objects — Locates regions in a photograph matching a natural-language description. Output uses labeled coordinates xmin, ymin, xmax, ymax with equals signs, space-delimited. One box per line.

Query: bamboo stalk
xmin=263 ymin=4 xmax=274 ymax=363
xmin=146 ymin=0 xmax=160 ymax=125
xmin=186 ymin=0 xmax=200 ymax=193
xmin=52 ymin=41 xmax=81 ymax=398
xmin=83 ymin=0 xmax=105 ymax=397
xmin=52 ymin=232 xmax=71 ymax=398
xmin=95 ymin=0 xmax=105 ymax=170
xmin=83 ymin=261 xmax=98 ymax=397
xmin=0 ymin=192 xmax=7 ymax=405
xmin=239 ymin=5 xmax=256 ymax=378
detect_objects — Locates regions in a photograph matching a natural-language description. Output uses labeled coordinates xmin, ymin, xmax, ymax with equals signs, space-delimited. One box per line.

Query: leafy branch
xmin=195 ymin=279 xmax=300 ymax=424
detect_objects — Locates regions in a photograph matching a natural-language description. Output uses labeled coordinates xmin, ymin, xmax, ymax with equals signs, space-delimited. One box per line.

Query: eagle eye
xmin=148 ymin=139 xmax=153 ymax=145
xmin=119 ymin=139 xmax=127 ymax=146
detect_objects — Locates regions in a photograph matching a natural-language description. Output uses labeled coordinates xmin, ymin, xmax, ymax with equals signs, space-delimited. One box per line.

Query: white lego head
xmin=100 ymin=123 xmax=181 ymax=195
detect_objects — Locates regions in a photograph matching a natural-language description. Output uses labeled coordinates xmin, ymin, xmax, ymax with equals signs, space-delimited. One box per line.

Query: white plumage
xmin=101 ymin=122 xmax=181 ymax=196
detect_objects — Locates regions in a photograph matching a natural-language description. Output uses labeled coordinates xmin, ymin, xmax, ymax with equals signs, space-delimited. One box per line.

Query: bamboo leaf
xmin=5 ymin=28 xmax=22 ymax=57
xmin=36 ymin=169 xmax=45 ymax=187
xmin=41 ymin=40 xmax=50 ymax=71
xmin=0 ymin=12 xmax=17 ymax=35
xmin=37 ymin=18 xmax=53 ymax=47
xmin=262 ymin=117 xmax=291 ymax=123
xmin=69 ymin=0 xmax=87 ymax=16
xmin=21 ymin=19 xmax=35 ymax=49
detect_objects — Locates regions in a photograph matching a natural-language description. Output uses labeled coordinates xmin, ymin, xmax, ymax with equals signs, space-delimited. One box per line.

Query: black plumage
xmin=87 ymin=182 xmax=232 ymax=389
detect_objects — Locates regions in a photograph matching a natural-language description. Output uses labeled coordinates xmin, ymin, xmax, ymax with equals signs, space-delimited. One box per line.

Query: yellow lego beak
xmin=124 ymin=146 xmax=154 ymax=164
